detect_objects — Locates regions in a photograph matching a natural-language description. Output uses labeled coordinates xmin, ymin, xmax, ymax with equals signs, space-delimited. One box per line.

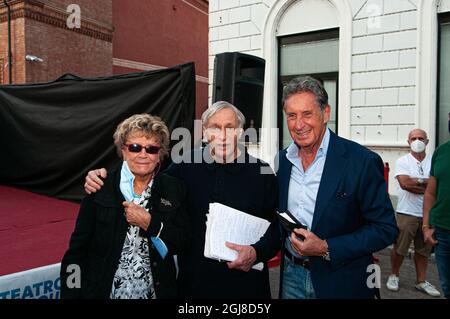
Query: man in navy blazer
xmin=277 ymin=76 xmax=398 ymax=299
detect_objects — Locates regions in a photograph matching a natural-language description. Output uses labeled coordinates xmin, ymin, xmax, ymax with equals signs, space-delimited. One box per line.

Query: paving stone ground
xmin=269 ymin=247 xmax=444 ymax=299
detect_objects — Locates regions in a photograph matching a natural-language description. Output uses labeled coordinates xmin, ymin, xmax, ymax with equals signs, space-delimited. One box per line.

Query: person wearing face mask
xmin=386 ymin=129 xmax=441 ymax=297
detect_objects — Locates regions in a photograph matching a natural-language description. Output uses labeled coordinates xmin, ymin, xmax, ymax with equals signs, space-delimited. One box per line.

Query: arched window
xmin=417 ymin=0 xmax=450 ymax=148
xmin=260 ymin=0 xmax=351 ymax=158
xmin=278 ymin=28 xmax=339 ymax=148
xmin=0 ymin=59 xmax=3 ymax=84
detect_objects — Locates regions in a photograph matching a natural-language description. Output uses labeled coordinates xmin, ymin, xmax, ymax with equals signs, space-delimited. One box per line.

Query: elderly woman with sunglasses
xmin=60 ymin=114 xmax=189 ymax=299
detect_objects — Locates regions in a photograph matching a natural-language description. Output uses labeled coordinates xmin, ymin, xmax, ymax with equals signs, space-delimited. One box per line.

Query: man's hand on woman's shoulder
xmin=85 ymin=168 xmax=108 ymax=194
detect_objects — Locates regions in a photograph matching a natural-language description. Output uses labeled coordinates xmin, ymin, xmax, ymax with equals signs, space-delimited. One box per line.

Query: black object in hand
xmin=277 ymin=210 xmax=307 ymax=240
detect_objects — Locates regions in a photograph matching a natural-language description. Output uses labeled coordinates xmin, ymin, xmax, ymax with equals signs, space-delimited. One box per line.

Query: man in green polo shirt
xmin=423 ymin=140 xmax=450 ymax=299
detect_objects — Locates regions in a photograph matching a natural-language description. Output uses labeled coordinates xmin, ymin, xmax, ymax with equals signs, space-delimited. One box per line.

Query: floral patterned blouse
xmin=110 ymin=184 xmax=156 ymax=299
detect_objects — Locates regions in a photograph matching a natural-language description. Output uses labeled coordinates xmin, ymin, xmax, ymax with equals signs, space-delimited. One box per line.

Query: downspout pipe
xmin=3 ymin=0 xmax=12 ymax=84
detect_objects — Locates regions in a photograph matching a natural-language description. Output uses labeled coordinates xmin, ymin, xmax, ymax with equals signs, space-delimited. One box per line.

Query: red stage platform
xmin=0 ymin=185 xmax=79 ymax=276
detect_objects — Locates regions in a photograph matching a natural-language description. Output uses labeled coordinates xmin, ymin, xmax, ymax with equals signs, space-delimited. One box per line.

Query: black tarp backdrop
xmin=0 ymin=62 xmax=196 ymax=201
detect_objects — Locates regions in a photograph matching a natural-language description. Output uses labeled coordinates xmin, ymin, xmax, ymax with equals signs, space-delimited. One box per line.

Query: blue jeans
xmin=435 ymin=227 xmax=450 ymax=299
xmin=281 ymin=257 xmax=316 ymax=299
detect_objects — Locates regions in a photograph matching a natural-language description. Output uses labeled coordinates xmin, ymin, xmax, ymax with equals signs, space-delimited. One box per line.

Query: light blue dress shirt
xmin=285 ymin=128 xmax=331 ymax=258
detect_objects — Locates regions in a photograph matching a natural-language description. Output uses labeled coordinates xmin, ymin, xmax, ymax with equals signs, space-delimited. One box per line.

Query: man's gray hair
xmin=201 ymin=101 xmax=246 ymax=128
xmin=408 ymin=128 xmax=428 ymax=140
xmin=282 ymin=76 xmax=329 ymax=111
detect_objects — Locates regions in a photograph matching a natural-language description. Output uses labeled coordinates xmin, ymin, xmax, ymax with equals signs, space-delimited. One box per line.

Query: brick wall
xmin=0 ymin=0 xmax=112 ymax=84
xmin=1 ymin=0 xmax=208 ymax=117
xmin=0 ymin=57 xmax=3 ymax=83
xmin=44 ymin=0 xmax=112 ymax=26
xmin=113 ymin=0 xmax=209 ymax=119
xmin=25 ymin=18 xmax=112 ymax=83
xmin=0 ymin=16 xmax=26 ymax=84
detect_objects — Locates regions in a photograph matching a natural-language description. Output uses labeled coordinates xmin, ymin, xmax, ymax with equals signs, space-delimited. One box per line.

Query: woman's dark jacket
xmin=60 ymin=169 xmax=189 ymax=299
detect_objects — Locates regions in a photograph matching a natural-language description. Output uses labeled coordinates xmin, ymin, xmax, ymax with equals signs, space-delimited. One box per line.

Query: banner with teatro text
xmin=0 ymin=263 xmax=61 ymax=299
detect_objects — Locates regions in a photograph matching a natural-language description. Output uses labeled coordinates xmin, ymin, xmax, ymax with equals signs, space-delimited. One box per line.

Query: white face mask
xmin=410 ymin=139 xmax=426 ymax=153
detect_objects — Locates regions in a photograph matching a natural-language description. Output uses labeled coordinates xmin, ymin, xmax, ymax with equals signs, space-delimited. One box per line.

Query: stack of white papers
xmin=204 ymin=202 xmax=270 ymax=271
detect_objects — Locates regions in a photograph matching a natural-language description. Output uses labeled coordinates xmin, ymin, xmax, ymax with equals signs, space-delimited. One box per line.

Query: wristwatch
xmin=417 ymin=178 xmax=424 ymax=185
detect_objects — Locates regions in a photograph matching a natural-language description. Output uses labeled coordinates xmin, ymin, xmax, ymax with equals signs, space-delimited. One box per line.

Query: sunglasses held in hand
xmin=124 ymin=143 xmax=161 ymax=154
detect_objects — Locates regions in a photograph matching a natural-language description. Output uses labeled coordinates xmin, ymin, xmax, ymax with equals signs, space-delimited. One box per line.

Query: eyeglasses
xmin=124 ymin=143 xmax=161 ymax=154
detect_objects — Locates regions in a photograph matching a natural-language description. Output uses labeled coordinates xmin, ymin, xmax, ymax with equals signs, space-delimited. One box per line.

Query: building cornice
xmin=0 ymin=0 xmax=113 ymax=42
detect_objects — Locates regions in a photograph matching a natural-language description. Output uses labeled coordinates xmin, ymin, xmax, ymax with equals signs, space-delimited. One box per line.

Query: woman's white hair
xmin=201 ymin=101 xmax=246 ymax=128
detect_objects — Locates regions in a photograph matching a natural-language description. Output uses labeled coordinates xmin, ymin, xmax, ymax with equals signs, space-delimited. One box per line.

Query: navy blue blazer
xmin=277 ymin=131 xmax=398 ymax=299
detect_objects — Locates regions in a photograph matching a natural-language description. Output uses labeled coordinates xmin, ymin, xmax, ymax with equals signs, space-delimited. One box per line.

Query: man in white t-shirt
xmin=386 ymin=129 xmax=441 ymax=297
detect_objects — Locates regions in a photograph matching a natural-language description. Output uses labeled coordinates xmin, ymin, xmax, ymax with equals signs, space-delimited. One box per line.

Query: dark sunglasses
xmin=124 ymin=143 xmax=161 ymax=154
